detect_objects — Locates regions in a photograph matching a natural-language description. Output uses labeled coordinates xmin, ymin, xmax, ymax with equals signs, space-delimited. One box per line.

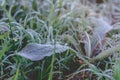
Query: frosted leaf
xmin=18 ymin=43 xmax=69 ymax=61
xmin=89 ymin=17 xmax=113 ymax=57
xmin=89 ymin=17 xmax=113 ymax=39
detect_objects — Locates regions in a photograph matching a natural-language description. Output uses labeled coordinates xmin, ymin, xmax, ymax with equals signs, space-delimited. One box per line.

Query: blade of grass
xmin=13 ymin=63 xmax=20 ymax=80
xmin=90 ymin=44 xmax=120 ymax=62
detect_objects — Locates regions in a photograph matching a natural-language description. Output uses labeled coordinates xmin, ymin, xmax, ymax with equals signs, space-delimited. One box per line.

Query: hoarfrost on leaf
xmin=18 ymin=43 xmax=70 ymax=61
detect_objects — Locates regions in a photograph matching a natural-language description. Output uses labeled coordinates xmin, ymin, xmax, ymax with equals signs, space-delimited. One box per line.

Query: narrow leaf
xmin=84 ymin=31 xmax=91 ymax=57
xmin=90 ymin=44 xmax=120 ymax=62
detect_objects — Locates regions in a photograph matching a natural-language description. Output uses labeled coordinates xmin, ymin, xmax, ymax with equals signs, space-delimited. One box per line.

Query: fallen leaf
xmin=18 ymin=43 xmax=69 ymax=61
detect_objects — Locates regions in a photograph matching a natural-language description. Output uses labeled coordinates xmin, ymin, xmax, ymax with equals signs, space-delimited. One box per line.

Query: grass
xmin=0 ymin=0 xmax=120 ymax=80
xmin=113 ymin=54 xmax=120 ymax=80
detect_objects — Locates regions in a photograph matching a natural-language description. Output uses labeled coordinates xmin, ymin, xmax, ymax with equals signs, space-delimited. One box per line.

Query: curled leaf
xmin=89 ymin=17 xmax=113 ymax=57
xmin=18 ymin=43 xmax=69 ymax=61
xmin=93 ymin=18 xmax=113 ymax=39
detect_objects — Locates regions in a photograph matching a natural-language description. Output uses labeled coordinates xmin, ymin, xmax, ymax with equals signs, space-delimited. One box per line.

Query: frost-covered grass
xmin=0 ymin=0 xmax=120 ymax=80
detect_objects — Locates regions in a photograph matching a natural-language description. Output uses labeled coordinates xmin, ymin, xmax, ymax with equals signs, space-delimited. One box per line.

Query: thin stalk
xmin=90 ymin=44 xmax=120 ymax=62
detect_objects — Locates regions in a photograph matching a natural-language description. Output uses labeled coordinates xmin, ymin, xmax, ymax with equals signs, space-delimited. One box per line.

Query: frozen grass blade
xmin=84 ymin=31 xmax=91 ymax=57
xmin=90 ymin=44 xmax=120 ymax=62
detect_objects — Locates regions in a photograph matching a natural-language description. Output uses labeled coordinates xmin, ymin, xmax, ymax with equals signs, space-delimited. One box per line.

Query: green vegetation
xmin=0 ymin=0 xmax=120 ymax=80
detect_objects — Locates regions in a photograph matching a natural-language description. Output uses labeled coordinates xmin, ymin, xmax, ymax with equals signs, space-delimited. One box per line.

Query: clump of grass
xmin=0 ymin=0 xmax=120 ymax=80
